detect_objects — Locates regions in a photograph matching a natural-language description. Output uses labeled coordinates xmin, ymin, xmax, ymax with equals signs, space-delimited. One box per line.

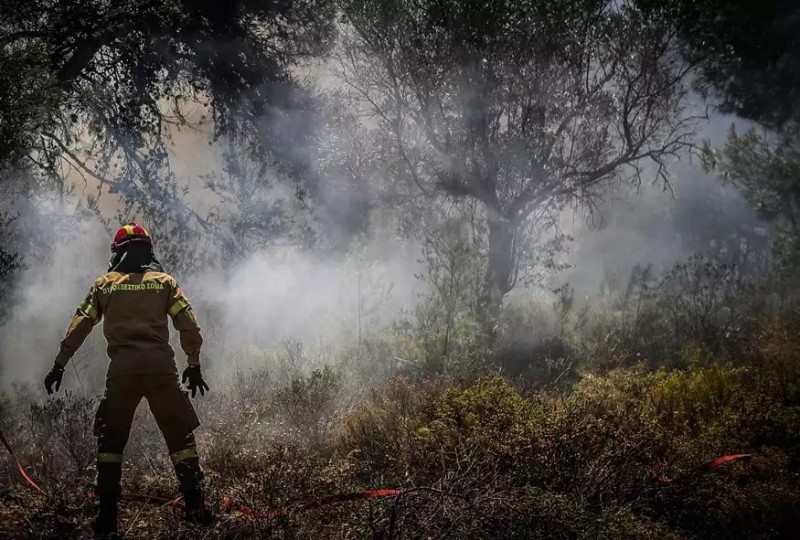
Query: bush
xmin=336 ymin=377 xmax=439 ymax=483
xmin=429 ymin=376 xmax=544 ymax=469
xmin=275 ymin=365 xmax=343 ymax=447
xmin=336 ymin=360 xmax=800 ymax=539
xmin=25 ymin=392 xmax=97 ymax=487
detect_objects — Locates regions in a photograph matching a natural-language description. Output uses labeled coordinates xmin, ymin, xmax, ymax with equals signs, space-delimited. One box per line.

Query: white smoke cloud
xmin=554 ymin=112 xmax=766 ymax=294
xmin=187 ymin=239 xmax=423 ymax=374
xmin=0 ymin=199 xmax=423 ymax=389
xmin=0 ymin=77 xmax=767 ymax=392
xmin=0 ymin=206 xmax=108 ymax=387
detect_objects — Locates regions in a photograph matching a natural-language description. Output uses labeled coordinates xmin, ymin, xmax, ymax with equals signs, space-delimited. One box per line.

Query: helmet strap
xmin=108 ymin=250 xmax=128 ymax=272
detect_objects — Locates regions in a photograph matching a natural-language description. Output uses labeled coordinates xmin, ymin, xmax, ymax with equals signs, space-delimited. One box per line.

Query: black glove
xmin=182 ymin=365 xmax=209 ymax=398
xmin=44 ymin=364 xmax=65 ymax=395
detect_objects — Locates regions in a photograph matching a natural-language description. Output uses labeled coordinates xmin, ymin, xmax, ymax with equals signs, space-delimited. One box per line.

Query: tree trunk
xmin=482 ymin=214 xmax=515 ymax=329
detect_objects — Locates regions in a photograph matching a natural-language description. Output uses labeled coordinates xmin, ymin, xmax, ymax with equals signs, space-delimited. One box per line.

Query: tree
xmin=660 ymin=0 xmax=800 ymax=285
xmin=642 ymin=0 xmax=800 ymax=130
xmin=0 ymin=218 xmax=22 ymax=322
xmin=0 ymin=37 xmax=57 ymax=167
xmin=335 ymin=0 xmax=700 ymax=321
xmin=202 ymin=144 xmax=315 ymax=264
xmin=667 ymin=0 xmax=800 ymax=294
xmin=0 ymin=0 xmax=336 ymax=269
xmin=703 ymin=126 xmax=800 ymax=299
xmin=709 ymin=128 xmax=800 ymax=230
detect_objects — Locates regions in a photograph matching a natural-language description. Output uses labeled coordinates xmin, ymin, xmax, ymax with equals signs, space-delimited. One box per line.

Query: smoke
xmin=556 ymin=113 xmax=767 ymax=295
xmin=0 ymin=209 xmax=108 ymax=386
xmin=0 ymin=62 xmax=769 ymax=391
xmin=192 ymin=241 xmax=422 ymax=367
xmin=0 ymin=177 xmax=427 ymax=384
xmin=0 ymin=181 xmax=424 ymax=390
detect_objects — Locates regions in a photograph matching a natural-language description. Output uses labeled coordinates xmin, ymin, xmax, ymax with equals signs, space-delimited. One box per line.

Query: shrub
xmin=275 ymin=365 xmax=343 ymax=447
xmin=429 ymin=376 xmax=543 ymax=467
xmin=26 ymin=392 xmax=97 ymax=485
xmin=336 ymin=377 xmax=440 ymax=483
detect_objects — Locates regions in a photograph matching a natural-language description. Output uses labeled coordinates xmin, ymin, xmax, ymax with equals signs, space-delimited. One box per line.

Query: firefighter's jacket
xmin=55 ymin=271 xmax=203 ymax=378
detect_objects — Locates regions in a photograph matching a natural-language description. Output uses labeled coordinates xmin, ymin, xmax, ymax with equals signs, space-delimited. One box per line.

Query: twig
xmin=124 ymin=500 xmax=149 ymax=537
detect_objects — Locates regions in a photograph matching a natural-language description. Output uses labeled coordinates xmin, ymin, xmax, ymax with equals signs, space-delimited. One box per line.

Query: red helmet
xmin=111 ymin=222 xmax=152 ymax=252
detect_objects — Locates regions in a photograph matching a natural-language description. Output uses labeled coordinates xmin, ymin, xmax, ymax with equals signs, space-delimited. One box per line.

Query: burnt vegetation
xmin=2 ymin=0 xmax=800 ymax=538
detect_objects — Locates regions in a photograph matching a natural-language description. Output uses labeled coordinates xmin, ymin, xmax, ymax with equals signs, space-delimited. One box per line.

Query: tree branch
xmin=0 ymin=31 xmax=48 ymax=45
xmin=56 ymin=39 xmax=102 ymax=87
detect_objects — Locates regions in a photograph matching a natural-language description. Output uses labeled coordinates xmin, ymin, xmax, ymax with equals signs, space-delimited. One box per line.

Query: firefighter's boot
xmin=92 ymin=497 xmax=119 ymax=539
xmin=93 ymin=460 xmax=122 ymax=538
xmin=183 ymin=487 xmax=214 ymax=524
xmin=175 ymin=456 xmax=214 ymax=524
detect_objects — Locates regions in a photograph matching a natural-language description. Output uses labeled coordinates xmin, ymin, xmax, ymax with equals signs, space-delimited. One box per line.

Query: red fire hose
xmin=0 ymin=429 xmax=44 ymax=494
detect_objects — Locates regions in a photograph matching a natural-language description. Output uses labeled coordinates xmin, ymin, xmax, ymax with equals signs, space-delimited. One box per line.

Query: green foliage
xmin=1 ymin=0 xmax=337 ymax=154
xmin=275 ymin=366 xmax=343 ymax=447
xmin=704 ymin=126 xmax=800 ymax=307
xmin=4 ymin=310 xmax=800 ymax=538
xmin=648 ymin=0 xmax=800 ymax=128
xmin=708 ymin=127 xmax=800 ymax=228
xmin=333 ymin=353 xmax=800 ymax=538
xmin=336 ymin=377 xmax=434 ymax=479
xmin=430 ymin=377 xmax=545 ymax=468
xmin=393 ymin=220 xmax=493 ymax=379
xmin=0 ymin=40 xmax=58 ymax=166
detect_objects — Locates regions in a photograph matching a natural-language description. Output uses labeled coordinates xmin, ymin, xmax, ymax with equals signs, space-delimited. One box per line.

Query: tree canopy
xmin=0 ymin=0 xmax=336 ymax=269
xmin=645 ymin=0 xmax=800 ymax=129
xmin=336 ymin=0 xmax=700 ymax=317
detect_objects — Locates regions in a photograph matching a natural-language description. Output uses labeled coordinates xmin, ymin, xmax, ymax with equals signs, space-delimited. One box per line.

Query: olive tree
xmin=335 ymin=0 xmax=701 ymax=321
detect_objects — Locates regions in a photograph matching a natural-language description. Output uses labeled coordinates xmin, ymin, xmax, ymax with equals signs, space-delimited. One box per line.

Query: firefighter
xmin=43 ymin=223 xmax=212 ymax=539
